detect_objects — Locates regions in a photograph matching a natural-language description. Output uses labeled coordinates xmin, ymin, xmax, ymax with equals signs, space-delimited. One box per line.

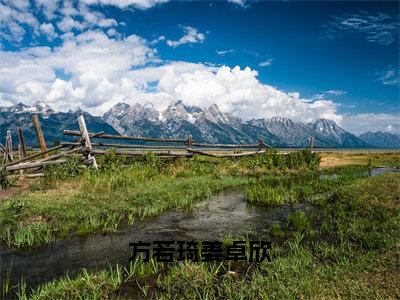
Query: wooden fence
xmin=1 ymin=114 xmax=315 ymax=176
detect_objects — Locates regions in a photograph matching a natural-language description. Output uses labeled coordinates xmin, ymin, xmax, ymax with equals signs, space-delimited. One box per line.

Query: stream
xmin=0 ymin=190 xmax=310 ymax=294
xmin=1 ymin=167 xmax=398 ymax=294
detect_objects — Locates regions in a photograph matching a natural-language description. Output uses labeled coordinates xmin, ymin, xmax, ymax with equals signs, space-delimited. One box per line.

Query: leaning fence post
xmin=18 ymin=128 xmax=27 ymax=158
xmin=32 ymin=114 xmax=49 ymax=158
xmin=309 ymin=136 xmax=314 ymax=152
xmin=3 ymin=130 xmax=13 ymax=163
xmin=78 ymin=115 xmax=98 ymax=170
xmin=7 ymin=130 xmax=13 ymax=162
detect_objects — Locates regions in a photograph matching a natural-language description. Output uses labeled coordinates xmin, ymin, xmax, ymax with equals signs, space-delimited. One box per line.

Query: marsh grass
xmin=0 ymin=150 xmax=320 ymax=249
xmin=13 ymin=172 xmax=400 ymax=299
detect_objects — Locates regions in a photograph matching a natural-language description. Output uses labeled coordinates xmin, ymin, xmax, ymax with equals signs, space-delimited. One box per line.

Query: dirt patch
xmin=0 ymin=177 xmax=31 ymax=200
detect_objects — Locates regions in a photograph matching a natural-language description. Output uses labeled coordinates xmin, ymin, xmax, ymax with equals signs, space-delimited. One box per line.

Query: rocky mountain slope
xmin=102 ymin=101 xmax=373 ymax=148
xmin=359 ymin=131 xmax=400 ymax=148
xmin=0 ymin=101 xmax=378 ymax=148
xmin=0 ymin=102 xmax=118 ymax=147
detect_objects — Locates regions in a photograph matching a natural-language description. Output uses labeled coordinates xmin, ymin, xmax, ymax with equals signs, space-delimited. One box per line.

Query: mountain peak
xmin=311 ymin=119 xmax=341 ymax=133
xmin=33 ymin=101 xmax=53 ymax=114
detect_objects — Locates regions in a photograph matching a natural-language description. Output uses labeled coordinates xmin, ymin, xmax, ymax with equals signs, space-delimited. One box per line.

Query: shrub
xmin=0 ymin=168 xmax=10 ymax=190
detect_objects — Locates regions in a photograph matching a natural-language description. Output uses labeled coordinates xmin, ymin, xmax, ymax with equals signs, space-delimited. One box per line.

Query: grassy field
xmin=319 ymin=151 xmax=400 ymax=169
xmin=1 ymin=150 xmax=400 ymax=299
xmin=0 ymin=149 xmax=319 ymax=248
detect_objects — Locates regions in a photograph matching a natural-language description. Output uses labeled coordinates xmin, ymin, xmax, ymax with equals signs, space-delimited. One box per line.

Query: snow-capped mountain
xmin=100 ymin=101 xmax=374 ymax=148
xmin=0 ymin=101 xmax=379 ymax=148
xmin=0 ymin=101 xmax=53 ymax=115
xmin=0 ymin=102 xmax=118 ymax=147
xmin=308 ymin=119 xmax=371 ymax=148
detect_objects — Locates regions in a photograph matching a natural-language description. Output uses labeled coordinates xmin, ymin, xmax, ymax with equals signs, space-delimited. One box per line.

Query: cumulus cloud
xmin=0 ymin=0 xmax=395 ymax=135
xmin=155 ymin=65 xmax=342 ymax=123
xmin=0 ymin=30 xmax=159 ymax=114
xmin=0 ymin=26 xmax=344 ymax=124
xmin=167 ymin=26 xmax=205 ymax=48
xmin=40 ymin=23 xmax=58 ymax=40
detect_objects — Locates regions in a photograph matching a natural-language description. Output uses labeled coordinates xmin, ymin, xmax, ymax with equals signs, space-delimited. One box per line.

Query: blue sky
xmin=0 ymin=0 xmax=399 ymax=134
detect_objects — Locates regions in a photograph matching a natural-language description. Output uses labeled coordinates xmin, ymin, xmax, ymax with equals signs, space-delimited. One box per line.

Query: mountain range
xmin=0 ymin=101 xmax=398 ymax=149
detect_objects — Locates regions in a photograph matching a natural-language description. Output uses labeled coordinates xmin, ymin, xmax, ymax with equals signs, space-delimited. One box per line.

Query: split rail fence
xmin=1 ymin=114 xmax=315 ymax=176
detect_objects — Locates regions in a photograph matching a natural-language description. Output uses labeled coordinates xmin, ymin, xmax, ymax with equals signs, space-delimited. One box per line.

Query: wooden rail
xmin=63 ymin=130 xmax=187 ymax=143
xmin=1 ymin=114 xmax=314 ymax=176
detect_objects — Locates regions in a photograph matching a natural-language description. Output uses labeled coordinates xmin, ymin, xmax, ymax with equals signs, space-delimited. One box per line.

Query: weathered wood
xmin=78 ymin=116 xmax=98 ymax=170
xmin=69 ymin=131 xmax=105 ymax=149
xmin=309 ymin=136 xmax=314 ymax=152
xmin=187 ymin=149 xmax=267 ymax=158
xmin=258 ymin=138 xmax=264 ymax=150
xmin=91 ymin=149 xmax=193 ymax=157
xmin=32 ymin=114 xmax=49 ymax=158
xmin=6 ymin=159 xmax=67 ymax=172
xmin=38 ymin=146 xmax=85 ymax=163
xmin=191 ymin=142 xmax=260 ymax=148
xmin=26 ymin=173 xmax=44 ymax=178
xmin=1 ymin=145 xmax=64 ymax=168
xmin=61 ymin=141 xmax=187 ymax=150
xmin=63 ymin=130 xmax=187 ymax=143
xmin=187 ymin=135 xmax=193 ymax=149
xmin=4 ymin=130 xmax=13 ymax=163
xmin=18 ymin=128 xmax=27 ymax=158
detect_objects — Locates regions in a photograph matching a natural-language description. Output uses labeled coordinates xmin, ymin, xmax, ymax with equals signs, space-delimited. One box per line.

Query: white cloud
xmin=34 ymin=0 xmax=60 ymax=19
xmin=258 ymin=59 xmax=273 ymax=67
xmin=325 ymin=89 xmax=346 ymax=96
xmin=228 ymin=0 xmax=246 ymax=6
xmin=150 ymin=35 xmax=165 ymax=45
xmin=325 ymin=12 xmax=399 ymax=45
xmin=0 ymin=30 xmax=158 ymax=114
xmin=341 ymin=113 xmax=400 ymax=135
xmin=40 ymin=23 xmax=58 ymax=40
xmin=0 ymin=2 xmax=40 ymax=43
xmin=78 ymin=0 xmax=169 ymax=9
xmin=0 ymin=27 xmax=344 ymax=125
xmin=0 ymin=1 xmax=395 ymax=136
xmin=379 ymin=69 xmax=399 ymax=86
xmin=155 ymin=65 xmax=342 ymax=123
xmin=216 ymin=49 xmax=235 ymax=56
xmin=167 ymin=26 xmax=205 ymax=48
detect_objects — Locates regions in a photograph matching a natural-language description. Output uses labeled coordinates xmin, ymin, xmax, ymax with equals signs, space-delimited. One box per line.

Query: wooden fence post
xmin=18 ymin=128 xmax=27 ymax=158
xmin=78 ymin=115 xmax=98 ymax=170
xmin=32 ymin=114 xmax=49 ymax=158
xmin=258 ymin=138 xmax=264 ymax=151
xmin=309 ymin=136 xmax=314 ymax=152
xmin=187 ymin=135 xmax=193 ymax=150
xmin=3 ymin=130 xmax=13 ymax=163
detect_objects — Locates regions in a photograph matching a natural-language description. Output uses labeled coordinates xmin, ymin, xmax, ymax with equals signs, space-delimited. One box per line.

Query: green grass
xmin=0 ymin=151 xmax=320 ymax=248
xmin=13 ymin=169 xmax=400 ymax=299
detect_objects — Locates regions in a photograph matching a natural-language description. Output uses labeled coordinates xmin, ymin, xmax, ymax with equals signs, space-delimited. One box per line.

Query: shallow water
xmin=320 ymin=167 xmax=400 ymax=179
xmin=1 ymin=167 xmax=398 ymax=294
xmin=0 ymin=190 xmax=310 ymax=294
